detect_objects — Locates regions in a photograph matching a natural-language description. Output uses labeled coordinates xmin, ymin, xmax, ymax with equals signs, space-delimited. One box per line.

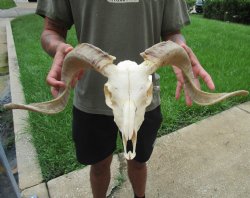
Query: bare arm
xmin=41 ymin=17 xmax=74 ymax=97
xmin=41 ymin=17 xmax=68 ymax=57
xmin=164 ymin=30 xmax=186 ymax=45
xmin=163 ymin=31 xmax=215 ymax=105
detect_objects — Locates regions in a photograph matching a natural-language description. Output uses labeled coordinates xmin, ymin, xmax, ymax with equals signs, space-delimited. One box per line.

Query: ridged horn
xmin=4 ymin=43 xmax=116 ymax=114
xmin=140 ymin=41 xmax=249 ymax=105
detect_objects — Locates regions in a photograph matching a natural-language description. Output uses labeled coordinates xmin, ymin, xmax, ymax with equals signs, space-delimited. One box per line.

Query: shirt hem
xmin=161 ymin=20 xmax=191 ymax=38
xmin=73 ymin=102 xmax=161 ymax=116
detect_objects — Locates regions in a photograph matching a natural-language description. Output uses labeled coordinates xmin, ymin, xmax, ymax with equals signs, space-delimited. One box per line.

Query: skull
xmin=104 ymin=61 xmax=153 ymax=159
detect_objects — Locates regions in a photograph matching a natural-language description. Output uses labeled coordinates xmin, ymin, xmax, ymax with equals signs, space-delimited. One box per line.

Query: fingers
xmin=175 ymin=75 xmax=202 ymax=106
xmin=47 ymin=43 xmax=73 ymax=97
xmin=181 ymin=43 xmax=215 ymax=91
xmin=174 ymin=43 xmax=216 ymax=106
xmin=197 ymin=68 xmax=215 ymax=90
xmin=63 ymin=44 xmax=73 ymax=54
xmin=47 ymin=70 xmax=65 ymax=98
xmin=70 ymin=69 xmax=84 ymax=88
xmin=184 ymin=78 xmax=200 ymax=106
xmin=51 ymin=87 xmax=61 ymax=98
xmin=175 ymin=80 xmax=193 ymax=106
xmin=173 ymin=66 xmax=185 ymax=101
xmin=77 ymin=70 xmax=84 ymax=80
xmin=181 ymin=44 xmax=198 ymax=63
xmin=175 ymin=81 xmax=183 ymax=100
xmin=47 ymin=69 xmax=63 ymax=85
xmin=184 ymin=85 xmax=192 ymax=106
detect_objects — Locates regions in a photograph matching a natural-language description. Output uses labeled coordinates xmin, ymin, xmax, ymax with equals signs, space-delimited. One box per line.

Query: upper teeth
xmin=124 ymin=151 xmax=136 ymax=160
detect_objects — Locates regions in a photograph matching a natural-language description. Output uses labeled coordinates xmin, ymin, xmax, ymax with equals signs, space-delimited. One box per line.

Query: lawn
xmin=0 ymin=0 xmax=16 ymax=9
xmin=11 ymin=14 xmax=250 ymax=181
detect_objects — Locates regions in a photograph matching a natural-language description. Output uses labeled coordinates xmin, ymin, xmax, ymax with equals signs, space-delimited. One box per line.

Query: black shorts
xmin=72 ymin=106 xmax=163 ymax=165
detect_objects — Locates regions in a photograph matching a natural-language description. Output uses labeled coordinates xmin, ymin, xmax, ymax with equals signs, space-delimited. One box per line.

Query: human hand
xmin=173 ymin=44 xmax=215 ymax=106
xmin=47 ymin=43 xmax=73 ymax=98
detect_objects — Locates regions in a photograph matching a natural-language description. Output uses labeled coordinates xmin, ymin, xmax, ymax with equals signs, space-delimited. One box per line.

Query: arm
xmin=41 ymin=17 xmax=73 ymax=97
xmin=164 ymin=31 xmax=215 ymax=106
xmin=41 ymin=17 xmax=69 ymax=57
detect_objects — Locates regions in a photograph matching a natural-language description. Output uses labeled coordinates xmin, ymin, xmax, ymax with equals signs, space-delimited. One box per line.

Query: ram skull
xmin=4 ymin=41 xmax=249 ymax=160
xmin=104 ymin=60 xmax=154 ymax=159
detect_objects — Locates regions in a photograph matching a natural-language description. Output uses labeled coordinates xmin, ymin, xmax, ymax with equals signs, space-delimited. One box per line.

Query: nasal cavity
xmin=126 ymin=140 xmax=133 ymax=153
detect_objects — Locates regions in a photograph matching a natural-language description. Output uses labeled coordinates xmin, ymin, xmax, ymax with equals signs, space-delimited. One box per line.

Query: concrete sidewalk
xmin=113 ymin=104 xmax=250 ymax=197
xmin=1 ymin=2 xmax=250 ymax=198
xmin=22 ymin=102 xmax=250 ymax=198
xmin=0 ymin=2 xmax=36 ymax=18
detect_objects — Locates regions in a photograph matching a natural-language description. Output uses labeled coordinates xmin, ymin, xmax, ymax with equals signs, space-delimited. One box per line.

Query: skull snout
xmin=122 ymin=101 xmax=138 ymax=160
xmin=123 ymin=130 xmax=137 ymax=160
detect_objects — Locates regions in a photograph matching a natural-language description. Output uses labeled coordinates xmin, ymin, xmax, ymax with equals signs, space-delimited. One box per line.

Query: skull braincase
xmin=104 ymin=60 xmax=153 ymax=159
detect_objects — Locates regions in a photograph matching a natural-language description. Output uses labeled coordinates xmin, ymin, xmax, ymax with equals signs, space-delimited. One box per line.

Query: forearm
xmin=41 ymin=30 xmax=66 ymax=57
xmin=163 ymin=30 xmax=186 ymax=45
xmin=41 ymin=17 xmax=68 ymax=57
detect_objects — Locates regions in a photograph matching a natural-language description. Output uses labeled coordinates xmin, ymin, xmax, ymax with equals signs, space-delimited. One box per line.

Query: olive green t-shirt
xmin=36 ymin=0 xmax=190 ymax=115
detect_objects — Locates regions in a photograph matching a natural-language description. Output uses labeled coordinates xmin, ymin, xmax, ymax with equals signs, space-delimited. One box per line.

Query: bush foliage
xmin=0 ymin=0 xmax=16 ymax=9
xmin=203 ymin=0 xmax=250 ymax=24
xmin=185 ymin=0 xmax=196 ymax=9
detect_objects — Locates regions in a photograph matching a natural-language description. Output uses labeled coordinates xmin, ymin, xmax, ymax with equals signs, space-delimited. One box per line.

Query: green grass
xmin=11 ymin=14 xmax=250 ymax=181
xmin=158 ymin=16 xmax=250 ymax=134
xmin=11 ymin=14 xmax=80 ymax=181
xmin=0 ymin=0 xmax=16 ymax=9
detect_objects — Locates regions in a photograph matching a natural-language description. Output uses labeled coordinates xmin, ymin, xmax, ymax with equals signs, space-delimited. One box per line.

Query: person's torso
xmin=71 ymin=0 xmax=165 ymax=115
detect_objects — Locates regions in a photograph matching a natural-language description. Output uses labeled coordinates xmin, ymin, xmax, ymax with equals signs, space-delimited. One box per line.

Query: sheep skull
xmin=4 ymin=41 xmax=249 ymax=160
xmin=104 ymin=61 xmax=153 ymax=159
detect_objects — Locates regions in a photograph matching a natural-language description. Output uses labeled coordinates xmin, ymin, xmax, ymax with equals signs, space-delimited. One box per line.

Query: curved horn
xmin=4 ymin=43 xmax=116 ymax=114
xmin=140 ymin=41 xmax=248 ymax=105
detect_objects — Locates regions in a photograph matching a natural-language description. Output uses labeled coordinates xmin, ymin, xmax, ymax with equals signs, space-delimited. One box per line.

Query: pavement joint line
xmin=236 ymin=106 xmax=250 ymax=114
xmin=21 ymin=182 xmax=45 ymax=192
xmin=45 ymin=182 xmax=51 ymax=198
xmin=107 ymin=153 xmax=127 ymax=197
xmin=21 ymin=182 xmax=51 ymax=198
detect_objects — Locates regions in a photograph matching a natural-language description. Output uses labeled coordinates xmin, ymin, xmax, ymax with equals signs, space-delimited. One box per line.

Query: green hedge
xmin=203 ymin=0 xmax=250 ymax=24
xmin=186 ymin=0 xmax=196 ymax=10
xmin=0 ymin=0 xmax=16 ymax=9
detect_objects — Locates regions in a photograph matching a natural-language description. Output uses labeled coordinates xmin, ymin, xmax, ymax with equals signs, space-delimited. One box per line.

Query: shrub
xmin=186 ymin=0 xmax=196 ymax=10
xmin=0 ymin=0 xmax=16 ymax=9
xmin=203 ymin=0 xmax=250 ymax=24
